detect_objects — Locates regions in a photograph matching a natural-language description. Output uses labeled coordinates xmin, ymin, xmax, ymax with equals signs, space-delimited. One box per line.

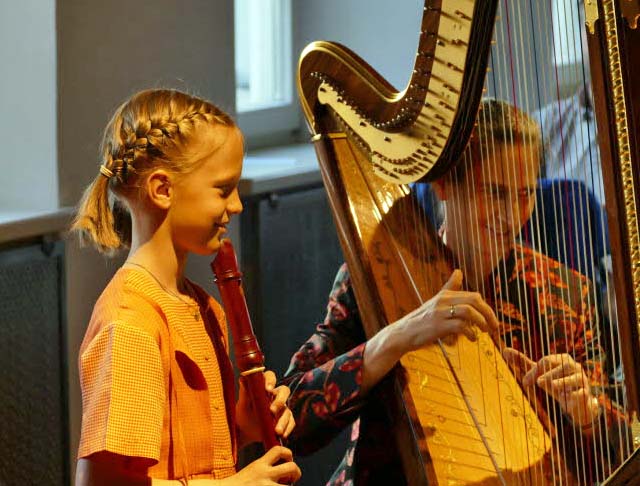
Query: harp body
xmin=298 ymin=1 xmax=640 ymax=485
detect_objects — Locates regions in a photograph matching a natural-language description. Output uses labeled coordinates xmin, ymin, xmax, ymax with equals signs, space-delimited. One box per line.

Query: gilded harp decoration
xmin=298 ymin=1 xmax=498 ymax=182
xmin=299 ymin=0 xmax=639 ymax=485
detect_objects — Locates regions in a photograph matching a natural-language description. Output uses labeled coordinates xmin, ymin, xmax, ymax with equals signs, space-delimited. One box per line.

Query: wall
xmin=0 ymin=0 xmax=57 ymax=211
xmin=295 ymin=0 xmax=423 ymax=97
xmin=57 ymin=0 xmax=235 ymax=475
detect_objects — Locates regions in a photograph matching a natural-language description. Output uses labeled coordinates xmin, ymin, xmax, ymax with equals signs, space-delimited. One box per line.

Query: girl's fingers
xmin=263 ymin=370 xmax=276 ymax=392
xmin=270 ymin=386 xmax=290 ymax=414
xmin=284 ymin=412 xmax=296 ymax=438
xmin=275 ymin=409 xmax=295 ymax=437
xmin=263 ymin=446 xmax=293 ymax=465
xmin=271 ymin=461 xmax=302 ymax=482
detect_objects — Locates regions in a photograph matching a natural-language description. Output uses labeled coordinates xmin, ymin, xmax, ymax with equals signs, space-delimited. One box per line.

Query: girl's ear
xmin=431 ymin=178 xmax=448 ymax=200
xmin=146 ymin=170 xmax=173 ymax=210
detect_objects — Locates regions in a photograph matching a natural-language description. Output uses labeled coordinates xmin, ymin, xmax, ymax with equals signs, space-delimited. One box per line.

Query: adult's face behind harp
xmin=433 ymin=140 xmax=540 ymax=288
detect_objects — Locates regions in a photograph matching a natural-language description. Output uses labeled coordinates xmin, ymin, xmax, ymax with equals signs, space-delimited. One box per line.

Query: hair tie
xmin=134 ymin=138 xmax=148 ymax=148
xmin=99 ymin=164 xmax=115 ymax=179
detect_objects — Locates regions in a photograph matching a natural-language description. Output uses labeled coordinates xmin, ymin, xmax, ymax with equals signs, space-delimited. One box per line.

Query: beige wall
xmin=58 ymin=0 xmax=235 ymax=475
xmin=294 ymin=0 xmax=423 ymax=95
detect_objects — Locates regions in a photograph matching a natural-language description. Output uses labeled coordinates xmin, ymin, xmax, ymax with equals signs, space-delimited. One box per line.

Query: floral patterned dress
xmin=281 ymin=245 xmax=627 ymax=486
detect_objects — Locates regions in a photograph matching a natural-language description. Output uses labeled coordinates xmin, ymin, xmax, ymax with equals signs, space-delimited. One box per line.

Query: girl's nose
xmin=227 ymin=189 xmax=243 ymax=215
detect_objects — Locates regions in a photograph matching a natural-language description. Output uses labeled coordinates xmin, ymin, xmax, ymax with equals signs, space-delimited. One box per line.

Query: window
xmin=551 ymin=0 xmax=583 ymax=66
xmin=234 ymin=0 xmax=297 ymax=145
xmin=0 ymin=0 xmax=57 ymax=212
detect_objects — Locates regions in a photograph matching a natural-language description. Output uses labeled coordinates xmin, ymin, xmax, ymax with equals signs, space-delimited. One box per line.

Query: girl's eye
xmin=218 ymin=186 xmax=234 ymax=197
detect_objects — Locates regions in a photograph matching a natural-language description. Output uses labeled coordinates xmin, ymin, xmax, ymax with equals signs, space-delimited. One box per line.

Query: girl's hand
xmin=236 ymin=371 xmax=295 ymax=445
xmin=220 ymin=446 xmax=301 ymax=486
xmin=503 ymin=348 xmax=601 ymax=427
xmin=263 ymin=370 xmax=295 ymax=438
xmin=394 ymin=269 xmax=499 ymax=350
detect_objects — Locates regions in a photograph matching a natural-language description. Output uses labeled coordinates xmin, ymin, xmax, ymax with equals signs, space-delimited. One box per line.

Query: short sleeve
xmin=78 ymin=321 xmax=165 ymax=461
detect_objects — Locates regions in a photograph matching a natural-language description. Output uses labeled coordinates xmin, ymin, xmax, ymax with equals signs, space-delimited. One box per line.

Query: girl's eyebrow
xmin=214 ymin=175 xmax=241 ymax=188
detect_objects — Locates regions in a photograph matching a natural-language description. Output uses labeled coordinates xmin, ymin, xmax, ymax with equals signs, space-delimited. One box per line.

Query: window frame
xmin=234 ymin=0 xmax=300 ymax=147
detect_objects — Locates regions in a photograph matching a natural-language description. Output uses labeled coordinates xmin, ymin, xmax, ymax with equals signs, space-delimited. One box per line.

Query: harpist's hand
xmin=503 ymin=348 xmax=601 ymax=427
xmin=361 ymin=270 xmax=499 ymax=394
xmin=396 ymin=269 xmax=499 ymax=348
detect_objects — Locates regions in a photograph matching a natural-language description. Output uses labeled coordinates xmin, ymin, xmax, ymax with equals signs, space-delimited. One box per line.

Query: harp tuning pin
xmin=454 ymin=10 xmax=472 ymax=21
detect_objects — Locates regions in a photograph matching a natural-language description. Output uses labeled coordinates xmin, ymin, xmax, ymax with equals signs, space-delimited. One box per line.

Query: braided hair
xmin=71 ymin=89 xmax=236 ymax=254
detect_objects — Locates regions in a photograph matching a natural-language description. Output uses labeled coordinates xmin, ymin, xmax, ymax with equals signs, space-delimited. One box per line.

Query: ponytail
xmin=70 ymin=173 xmax=129 ymax=254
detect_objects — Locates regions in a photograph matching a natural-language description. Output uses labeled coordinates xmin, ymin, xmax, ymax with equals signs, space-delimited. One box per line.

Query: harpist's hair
xmin=451 ymin=98 xmax=542 ymax=181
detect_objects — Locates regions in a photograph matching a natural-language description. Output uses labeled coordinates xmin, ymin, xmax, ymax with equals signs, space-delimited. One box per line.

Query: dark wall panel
xmin=0 ymin=242 xmax=67 ymax=486
xmin=241 ymin=186 xmax=348 ymax=486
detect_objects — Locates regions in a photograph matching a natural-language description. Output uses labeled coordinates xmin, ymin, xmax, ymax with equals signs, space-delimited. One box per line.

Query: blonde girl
xmin=72 ymin=89 xmax=301 ymax=486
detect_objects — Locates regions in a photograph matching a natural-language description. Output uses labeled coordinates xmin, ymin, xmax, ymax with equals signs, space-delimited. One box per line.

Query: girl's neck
xmin=126 ymin=244 xmax=187 ymax=295
xmin=127 ymin=219 xmax=188 ymax=296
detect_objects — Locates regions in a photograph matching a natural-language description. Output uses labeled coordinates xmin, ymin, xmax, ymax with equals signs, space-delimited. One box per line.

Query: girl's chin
xmin=190 ymin=239 xmax=222 ymax=256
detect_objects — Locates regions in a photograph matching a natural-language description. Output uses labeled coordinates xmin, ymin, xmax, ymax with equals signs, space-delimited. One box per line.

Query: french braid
xmin=71 ymin=89 xmax=235 ymax=254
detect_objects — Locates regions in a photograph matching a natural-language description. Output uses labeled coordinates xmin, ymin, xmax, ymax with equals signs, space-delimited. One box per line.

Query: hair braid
xmin=71 ymin=89 xmax=236 ymax=254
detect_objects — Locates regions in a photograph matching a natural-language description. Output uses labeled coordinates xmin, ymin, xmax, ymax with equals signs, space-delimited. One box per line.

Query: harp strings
xmin=497 ymin=0 xmax=593 ymax=482
xmin=504 ymin=1 xmax=573 ymax=483
xmin=403 ymin=0 xmax=632 ymax=483
xmin=544 ymin=0 xmax=627 ymax=479
xmin=560 ymin=0 xmax=610 ymax=479
xmin=363 ymin=1 xmax=633 ymax=482
xmin=483 ymin=3 xmax=548 ymax=481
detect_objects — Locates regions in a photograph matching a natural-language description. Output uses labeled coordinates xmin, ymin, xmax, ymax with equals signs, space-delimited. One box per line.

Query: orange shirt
xmin=78 ymin=267 xmax=237 ymax=480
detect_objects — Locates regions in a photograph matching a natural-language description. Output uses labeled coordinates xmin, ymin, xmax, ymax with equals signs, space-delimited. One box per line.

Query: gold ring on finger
xmin=449 ymin=304 xmax=456 ymax=317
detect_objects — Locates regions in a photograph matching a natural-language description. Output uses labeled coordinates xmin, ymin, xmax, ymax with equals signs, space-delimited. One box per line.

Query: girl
xmin=72 ymin=89 xmax=301 ymax=486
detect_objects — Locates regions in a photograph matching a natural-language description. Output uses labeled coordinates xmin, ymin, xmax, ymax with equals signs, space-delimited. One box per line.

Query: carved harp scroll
xmin=299 ymin=0 xmax=640 ymax=485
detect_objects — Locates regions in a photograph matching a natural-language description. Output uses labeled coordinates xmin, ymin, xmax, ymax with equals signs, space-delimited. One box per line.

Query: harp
xmin=297 ymin=1 xmax=640 ymax=484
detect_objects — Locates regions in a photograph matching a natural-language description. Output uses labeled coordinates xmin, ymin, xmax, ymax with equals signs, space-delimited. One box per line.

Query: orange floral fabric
xmin=78 ymin=268 xmax=237 ymax=480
